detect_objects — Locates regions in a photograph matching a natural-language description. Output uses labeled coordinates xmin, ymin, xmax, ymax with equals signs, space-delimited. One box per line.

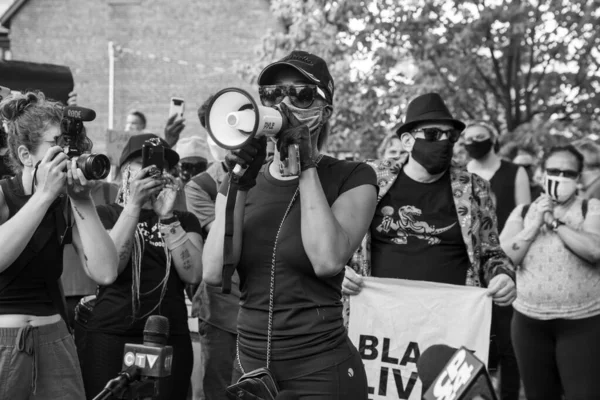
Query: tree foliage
xmin=240 ymin=0 xmax=600 ymax=158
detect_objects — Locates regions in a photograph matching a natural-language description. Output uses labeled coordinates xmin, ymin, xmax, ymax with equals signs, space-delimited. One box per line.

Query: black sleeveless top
xmin=0 ymin=175 xmax=65 ymax=316
xmin=489 ymin=160 xmax=520 ymax=233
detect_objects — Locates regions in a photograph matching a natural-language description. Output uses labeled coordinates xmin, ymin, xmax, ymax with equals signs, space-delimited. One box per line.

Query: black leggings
xmin=232 ymin=339 xmax=368 ymax=400
xmin=76 ymin=329 xmax=193 ymax=400
xmin=511 ymin=310 xmax=600 ymax=400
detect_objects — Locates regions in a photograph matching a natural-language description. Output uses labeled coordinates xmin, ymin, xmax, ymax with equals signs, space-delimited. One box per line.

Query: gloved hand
xmin=276 ymin=103 xmax=317 ymax=171
xmin=224 ymin=136 xmax=267 ymax=191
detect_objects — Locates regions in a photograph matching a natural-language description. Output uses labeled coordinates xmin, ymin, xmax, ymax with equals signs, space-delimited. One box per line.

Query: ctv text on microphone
xmin=122 ymin=346 xmax=173 ymax=377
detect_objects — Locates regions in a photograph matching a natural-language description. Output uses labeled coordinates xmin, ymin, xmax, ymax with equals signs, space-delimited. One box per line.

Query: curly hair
xmin=0 ymin=91 xmax=63 ymax=173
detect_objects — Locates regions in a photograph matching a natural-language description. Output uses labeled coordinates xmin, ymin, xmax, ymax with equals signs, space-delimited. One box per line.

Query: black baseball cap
xmin=258 ymin=50 xmax=335 ymax=104
xmin=118 ymin=133 xmax=179 ymax=168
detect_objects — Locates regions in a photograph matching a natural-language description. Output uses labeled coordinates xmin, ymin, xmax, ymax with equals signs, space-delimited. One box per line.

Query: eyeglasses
xmin=411 ymin=128 xmax=461 ymax=143
xmin=259 ymin=84 xmax=323 ymax=109
xmin=546 ymin=168 xmax=579 ymax=179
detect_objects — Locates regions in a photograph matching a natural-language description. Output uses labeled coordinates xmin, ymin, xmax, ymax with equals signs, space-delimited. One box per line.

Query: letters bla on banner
xmin=348 ymin=277 xmax=492 ymax=400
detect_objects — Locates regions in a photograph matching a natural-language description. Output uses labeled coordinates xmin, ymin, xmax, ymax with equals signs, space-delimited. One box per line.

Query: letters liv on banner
xmin=347 ymin=277 xmax=492 ymax=400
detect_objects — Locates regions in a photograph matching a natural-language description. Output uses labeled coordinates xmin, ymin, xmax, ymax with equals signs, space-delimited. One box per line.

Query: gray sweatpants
xmin=0 ymin=319 xmax=85 ymax=399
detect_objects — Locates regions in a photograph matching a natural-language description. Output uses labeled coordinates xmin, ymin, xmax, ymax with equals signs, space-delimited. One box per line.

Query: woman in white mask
xmin=499 ymin=145 xmax=600 ymax=400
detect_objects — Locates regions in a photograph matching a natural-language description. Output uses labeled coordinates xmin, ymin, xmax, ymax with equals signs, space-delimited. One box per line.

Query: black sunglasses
xmin=546 ymin=168 xmax=579 ymax=179
xmin=259 ymin=84 xmax=323 ymax=109
xmin=411 ymin=127 xmax=461 ymax=143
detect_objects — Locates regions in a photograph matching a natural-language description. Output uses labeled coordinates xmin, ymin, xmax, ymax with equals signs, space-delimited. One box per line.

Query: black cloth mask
xmin=411 ymin=138 xmax=454 ymax=175
xmin=464 ymin=139 xmax=493 ymax=160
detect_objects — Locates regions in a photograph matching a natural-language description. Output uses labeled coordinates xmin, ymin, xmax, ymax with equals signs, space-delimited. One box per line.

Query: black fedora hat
xmin=396 ymin=93 xmax=465 ymax=135
xmin=119 ymin=133 xmax=179 ymax=168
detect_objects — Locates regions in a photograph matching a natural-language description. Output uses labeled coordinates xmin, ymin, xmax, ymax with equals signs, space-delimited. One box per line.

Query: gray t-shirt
xmin=184 ymin=162 xmax=240 ymax=333
xmin=512 ymin=197 xmax=600 ymax=320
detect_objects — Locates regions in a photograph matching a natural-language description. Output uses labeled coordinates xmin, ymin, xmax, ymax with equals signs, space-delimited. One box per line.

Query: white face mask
xmin=545 ymin=174 xmax=578 ymax=203
xmin=207 ymin=136 xmax=228 ymax=162
xmin=279 ymin=102 xmax=330 ymax=135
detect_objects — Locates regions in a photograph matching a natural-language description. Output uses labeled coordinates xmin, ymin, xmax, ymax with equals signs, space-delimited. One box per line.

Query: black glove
xmin=276 ymin=103 xmax=317 ymax=171
xmin=224 ymin=136 xmax=267 ymax=191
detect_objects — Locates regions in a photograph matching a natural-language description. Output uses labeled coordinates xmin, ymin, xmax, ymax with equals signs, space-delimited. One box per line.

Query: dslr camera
xmin=142 ymin=137 xmax=165 ymax=179
xmin=60 ymin=106 xmax=110 ymax=180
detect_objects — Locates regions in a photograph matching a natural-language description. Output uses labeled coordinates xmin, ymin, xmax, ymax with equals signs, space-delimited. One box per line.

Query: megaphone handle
xmin=232 ymin=164 xmax=248 ymax=177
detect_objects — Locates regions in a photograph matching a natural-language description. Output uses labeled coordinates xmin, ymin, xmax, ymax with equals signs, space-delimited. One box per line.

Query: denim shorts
xmin=0 ymin=319 xmax=85 ymax=399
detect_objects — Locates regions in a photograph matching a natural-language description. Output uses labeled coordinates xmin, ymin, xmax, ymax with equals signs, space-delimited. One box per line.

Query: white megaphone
xmin=205 ymin=88 xmax=300 ymax=177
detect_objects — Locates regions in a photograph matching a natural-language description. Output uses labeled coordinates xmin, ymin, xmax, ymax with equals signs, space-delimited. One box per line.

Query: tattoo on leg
xmin=72 ymin=205 xmax=84 ymax=220
xmin=512 ymin=242 xmax=520 ymax=251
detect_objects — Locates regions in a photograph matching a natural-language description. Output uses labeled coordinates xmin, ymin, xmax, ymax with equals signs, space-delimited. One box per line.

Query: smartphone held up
xmin=169 ymin=97 xmax=185 ymax=121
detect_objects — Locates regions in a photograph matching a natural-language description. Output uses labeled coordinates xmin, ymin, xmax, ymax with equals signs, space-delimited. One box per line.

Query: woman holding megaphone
xmin=203 ymin=51 xmax=377 ymax=400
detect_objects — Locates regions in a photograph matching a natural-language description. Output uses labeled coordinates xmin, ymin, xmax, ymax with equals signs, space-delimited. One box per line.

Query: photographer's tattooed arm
xmin=161 ymin=221 xmax=203 ymax=284
xmin=70 ymin=197 xmax=119 ymax=285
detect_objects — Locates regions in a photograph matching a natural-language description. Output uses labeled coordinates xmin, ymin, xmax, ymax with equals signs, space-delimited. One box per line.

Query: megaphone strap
xmin=221 ymin=183 xmax=238 ymax=295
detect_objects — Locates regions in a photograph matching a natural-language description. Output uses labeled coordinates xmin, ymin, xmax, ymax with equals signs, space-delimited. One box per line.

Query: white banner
xmin=348 ymin=277 xmax=492 ymax=400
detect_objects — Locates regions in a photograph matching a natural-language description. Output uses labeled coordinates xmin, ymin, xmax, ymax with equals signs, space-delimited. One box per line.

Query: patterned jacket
xmin=350 ymin=158 xmax=515 ymax=287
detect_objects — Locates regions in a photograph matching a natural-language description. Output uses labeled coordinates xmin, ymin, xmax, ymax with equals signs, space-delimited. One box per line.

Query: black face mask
xmin=464 ymin=139 xmax=493 ymax=160
xmin=411 ymin=138 xmax=454 ymax=175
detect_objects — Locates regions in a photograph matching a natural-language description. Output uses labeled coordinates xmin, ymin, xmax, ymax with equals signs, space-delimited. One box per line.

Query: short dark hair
xmin=129 ymin=110 xmax=147 ymax=129
xmin=542 ymin=145 xmax=584 ymax=173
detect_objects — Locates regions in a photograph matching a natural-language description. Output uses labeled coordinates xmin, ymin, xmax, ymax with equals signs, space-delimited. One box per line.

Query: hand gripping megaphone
xmin=205 ymin=87 xmax=300 ymax=176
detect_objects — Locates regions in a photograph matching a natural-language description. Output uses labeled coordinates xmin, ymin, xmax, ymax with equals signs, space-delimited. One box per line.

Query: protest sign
xmin=348 ymin=277 xmax=492 ymax=400
xmin=105 ymin=129 xmax=130 ymax=165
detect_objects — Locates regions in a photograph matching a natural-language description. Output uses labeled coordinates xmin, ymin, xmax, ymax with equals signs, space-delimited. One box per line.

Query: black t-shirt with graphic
xmin=370 ymin=170 xmax=470 ymax=285
xmin=87 ymin=204 xmax=201 ymax=336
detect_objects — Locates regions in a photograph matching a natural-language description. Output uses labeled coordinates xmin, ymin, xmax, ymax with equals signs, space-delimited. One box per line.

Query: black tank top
xmin=0 ymin=175 xmax=65 ymax=316
xmin=489 ymin=160 xmax=520 ymax=233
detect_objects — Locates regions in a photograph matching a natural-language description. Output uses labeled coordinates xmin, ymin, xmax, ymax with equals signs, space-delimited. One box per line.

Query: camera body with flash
xmin=60 ymin=106 xmax=110 ymax=180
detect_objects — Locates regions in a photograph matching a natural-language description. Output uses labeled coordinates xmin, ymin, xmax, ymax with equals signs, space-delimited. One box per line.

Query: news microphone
xmin=92 ymin=366 xmax=140 ymax=400
xmin=417 ymin=344 xmax=498 ymax=400
xmin=63 ymin=105 xmax=96 ymax=121
xmin=275 ymin=391 xmax=300 ymax=400
xmin=122 ymin=315 xmax=174 ymax=378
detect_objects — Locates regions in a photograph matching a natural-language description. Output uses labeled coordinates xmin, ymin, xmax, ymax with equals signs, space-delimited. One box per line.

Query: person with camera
xmin=203 ymin=51 xmax=378 ymax=399
xmin=0 ymin=91 xmax=118 ymax=399
xmin=77 ymin=133 xmax=203 ymax=400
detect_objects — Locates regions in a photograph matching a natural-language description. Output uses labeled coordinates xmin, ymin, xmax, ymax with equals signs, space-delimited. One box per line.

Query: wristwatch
xmin=550 ymin=219 xmax=565 ymax=231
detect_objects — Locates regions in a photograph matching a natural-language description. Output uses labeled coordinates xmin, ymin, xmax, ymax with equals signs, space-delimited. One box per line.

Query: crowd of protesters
xmin=1 ymin=49 xmax=600 ymax=400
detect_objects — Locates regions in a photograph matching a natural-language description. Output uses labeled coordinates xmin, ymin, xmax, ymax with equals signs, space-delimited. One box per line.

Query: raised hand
xmin=152 ymin=174 xmax=179 ymax=218
xmin=224 ymin=136 xmax=268 ymax=191
xmin=164 ymin=114 xmax=185 ymax=147
xmin=276 ymin=103 xmax=317 ymax=171
xmin=34 ymin=146 xmax=69 ymax=202
xmin=66 ymin=158 xmax=93 ymax=200
xmin=128 ymin=166 xmax=165 ymax=208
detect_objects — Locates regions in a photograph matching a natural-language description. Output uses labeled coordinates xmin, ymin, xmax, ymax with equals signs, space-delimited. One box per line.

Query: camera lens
xmin=77 ymin=153 xmax=111 ymax=180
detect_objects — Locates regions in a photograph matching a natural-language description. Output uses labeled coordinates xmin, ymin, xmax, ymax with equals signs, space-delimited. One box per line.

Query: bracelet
xmin=159 ymin=220 xmax=187 ymax=250
xmin=159 ymin=215 xmax=178 ymax=225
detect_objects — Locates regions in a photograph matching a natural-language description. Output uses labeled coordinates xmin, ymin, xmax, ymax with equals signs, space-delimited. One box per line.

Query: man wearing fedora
xmin=343 ymin=93 xmax=516 ymax=308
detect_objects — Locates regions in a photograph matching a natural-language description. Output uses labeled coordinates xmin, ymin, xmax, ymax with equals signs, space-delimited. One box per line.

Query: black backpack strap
xmin=192 ymin=172 xmax=217 ymax=201
xmin=521 ymin=204 xmax=531 ymax=220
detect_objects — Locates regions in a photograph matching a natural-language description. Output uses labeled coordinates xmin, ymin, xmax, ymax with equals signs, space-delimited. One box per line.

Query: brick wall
xmin=8 ymin=0 xmax=281 ymax=157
